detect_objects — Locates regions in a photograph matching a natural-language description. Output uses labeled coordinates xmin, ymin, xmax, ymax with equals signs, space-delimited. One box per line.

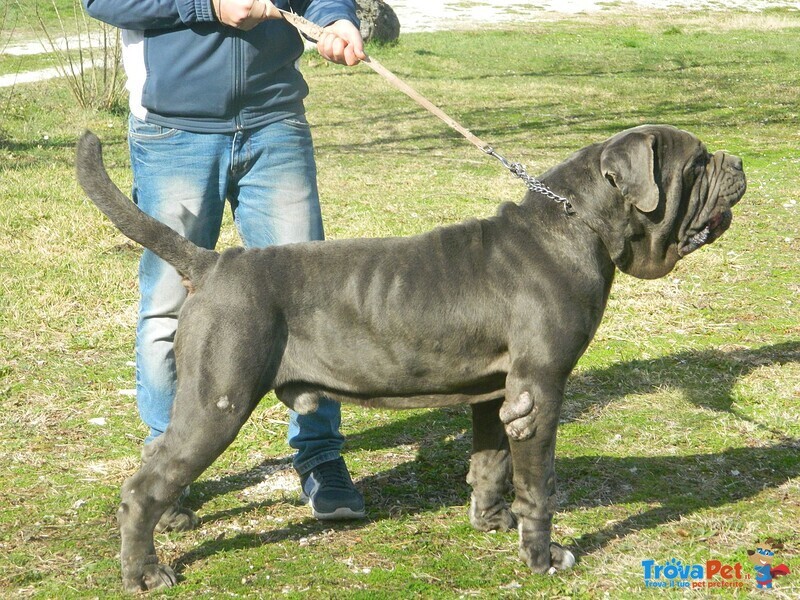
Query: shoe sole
xmin=311 ymin=506 xmax=366 ymax=520
xmin=301 ymin=493 xmax=366 ymax=520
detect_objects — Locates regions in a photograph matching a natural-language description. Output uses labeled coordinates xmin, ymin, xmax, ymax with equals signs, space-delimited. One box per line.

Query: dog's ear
xmin=600 ymin=131 xmax=660 ymax=213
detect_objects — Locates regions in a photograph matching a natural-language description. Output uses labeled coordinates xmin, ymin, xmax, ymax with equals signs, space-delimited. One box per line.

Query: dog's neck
xmin=534 ymin=145 xmax=635 ymax=275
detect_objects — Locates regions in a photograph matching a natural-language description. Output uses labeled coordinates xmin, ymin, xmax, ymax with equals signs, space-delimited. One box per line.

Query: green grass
xmin=2 ymin=9 xmax=799 ymax=598
xmin=3 ymin=0 xmax=83 ymax=43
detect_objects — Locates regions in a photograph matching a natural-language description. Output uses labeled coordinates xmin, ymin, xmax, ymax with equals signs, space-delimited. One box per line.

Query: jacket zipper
xmin=233 ymin=33 xmax=244 ymax=131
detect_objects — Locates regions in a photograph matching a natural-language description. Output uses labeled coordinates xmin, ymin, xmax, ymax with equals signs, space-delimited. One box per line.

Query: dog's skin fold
xmin=76 ymin=125 xmax=745 ymax=592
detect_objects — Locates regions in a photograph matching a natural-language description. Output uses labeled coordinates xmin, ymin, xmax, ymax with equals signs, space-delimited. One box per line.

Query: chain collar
xmin=484 ymin=147 xmax=576 ymax=216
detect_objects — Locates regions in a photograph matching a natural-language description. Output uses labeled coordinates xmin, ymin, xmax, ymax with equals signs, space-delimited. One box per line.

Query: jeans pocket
xmin=282 ymin=115 xmax=311 ymax=130
xmin=128 ymin=115 xmax=180 ymax=140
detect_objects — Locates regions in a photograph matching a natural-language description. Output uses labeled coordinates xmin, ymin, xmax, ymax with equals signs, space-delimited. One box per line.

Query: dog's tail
xmin=76 ymin=130 xmax=217 ymax=283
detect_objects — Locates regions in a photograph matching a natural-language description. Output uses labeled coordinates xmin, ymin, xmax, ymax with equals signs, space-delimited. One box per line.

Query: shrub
xmin=34 ymin=0 xmax=125 ymax=111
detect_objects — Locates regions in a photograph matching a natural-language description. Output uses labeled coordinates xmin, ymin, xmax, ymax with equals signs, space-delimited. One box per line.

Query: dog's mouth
xmin=679 ymin=210 xmax=732 ymax=257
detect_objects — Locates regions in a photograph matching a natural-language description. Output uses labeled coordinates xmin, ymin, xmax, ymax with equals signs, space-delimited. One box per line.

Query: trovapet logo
xmin=642 ymin=541 xmax=791 ymax=591
xmin=642 ymin=558 xmax=748 ymax=590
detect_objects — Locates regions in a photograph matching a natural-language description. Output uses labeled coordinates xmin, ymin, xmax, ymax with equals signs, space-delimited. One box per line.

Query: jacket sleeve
xmin=298 ymin=0 xmax=359 ymax=28
xmin=82 ymin=0 xmax=216 ymax=30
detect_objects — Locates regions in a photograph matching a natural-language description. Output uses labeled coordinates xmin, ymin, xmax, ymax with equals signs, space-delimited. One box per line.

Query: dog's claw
xmin=549 ymin=543 xmax=576 ymax=572
xmin=141 ymin=563 xmax=178 ymax=591
xmin=519 ymin=540 xmax=576 ymax=574
xmin=123 ymin=563 xmax=177 ymax=593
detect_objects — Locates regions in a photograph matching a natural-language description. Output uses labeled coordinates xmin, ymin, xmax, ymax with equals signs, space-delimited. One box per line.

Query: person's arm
xmin=85 ymin=0 xmax=364 ymax=64
xmin=82 ymin=0 xmax=217 ymax=30
xmin=83 ymin=0 xmax=277 ymax=31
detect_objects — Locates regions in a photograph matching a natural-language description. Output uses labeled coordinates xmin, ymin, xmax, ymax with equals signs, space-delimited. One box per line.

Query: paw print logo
xmin=662 ymin=558 xmax=685 ymax=579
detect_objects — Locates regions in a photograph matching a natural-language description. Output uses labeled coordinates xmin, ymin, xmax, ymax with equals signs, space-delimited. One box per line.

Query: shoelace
xmin=310 ymin=459 xmax=352 ymax=491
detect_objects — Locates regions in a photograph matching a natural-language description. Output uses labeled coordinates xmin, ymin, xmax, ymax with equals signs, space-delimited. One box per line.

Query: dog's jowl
xmin=76 ymin=125 xmax=746 ymax=592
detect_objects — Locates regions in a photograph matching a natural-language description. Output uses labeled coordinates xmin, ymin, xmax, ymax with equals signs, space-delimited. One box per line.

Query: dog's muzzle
xmin=679 ymin=153 xmax=746 ymax=258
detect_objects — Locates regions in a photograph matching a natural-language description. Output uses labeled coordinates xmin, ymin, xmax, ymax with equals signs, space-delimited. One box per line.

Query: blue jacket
xmin=83 ymin=0 xmax=359 ymax=133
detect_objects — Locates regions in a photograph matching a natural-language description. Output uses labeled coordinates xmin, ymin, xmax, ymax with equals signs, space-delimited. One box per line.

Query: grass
xmin=1 ymin=8 xmax=799 ymax=599
xmin=2 ymin=1 xmax=124 ymax=110
xmin=3 ymin=0 xmax=82 ymax=42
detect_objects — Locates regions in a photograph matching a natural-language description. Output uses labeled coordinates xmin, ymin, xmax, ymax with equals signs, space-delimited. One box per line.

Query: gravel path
xmin=391 ymin=0 xmax=799 ymax=32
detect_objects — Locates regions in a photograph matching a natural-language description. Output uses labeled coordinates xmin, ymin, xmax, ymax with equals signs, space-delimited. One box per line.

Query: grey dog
xmin=76 ymin=125 xmax=745 ymax=592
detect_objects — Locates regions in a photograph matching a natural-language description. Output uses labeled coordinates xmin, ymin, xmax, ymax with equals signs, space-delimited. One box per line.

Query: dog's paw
xmin=142 ymin=563 xmax=177 ymax=590
xmin=547 ymin=542 xmax=576 ymax=574
xmin=500 ymin=392 xmax=538 ymax=441
xmin=155 ymin=505 xmax=199 ymax=533
xmin=519 ymin=538 xmax=576 ymax=574
xmin=469 ymin=502 xmax=517 ymax=532
xmin=123 ymin=563 xmax=177 ymax=593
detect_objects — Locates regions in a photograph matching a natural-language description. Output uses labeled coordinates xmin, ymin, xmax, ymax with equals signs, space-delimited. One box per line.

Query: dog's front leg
xmin=505 ymin=371 xmax=575 ymax=574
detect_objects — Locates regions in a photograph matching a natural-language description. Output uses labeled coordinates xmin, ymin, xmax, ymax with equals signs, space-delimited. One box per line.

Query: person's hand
xmin=212 ymin=0 xmax=281 ymax=31
xmin=316 ymin=19 xmax=366 ymax=66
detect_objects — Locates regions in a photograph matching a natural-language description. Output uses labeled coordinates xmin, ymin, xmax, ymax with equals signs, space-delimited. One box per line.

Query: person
xmin=83 ymin=0 xmax=367 ymax=521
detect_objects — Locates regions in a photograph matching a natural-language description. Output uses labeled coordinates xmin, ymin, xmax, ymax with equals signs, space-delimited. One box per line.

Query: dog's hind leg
xmin=117 ymin=302 xmax=275 ymax=592
xmin=467 ymin=398 xmax=517 ymax=532
xmin=117 ymin=384 xmax=260 ymax=592
xmin=137 ymin=442 xmax=198 ymax=534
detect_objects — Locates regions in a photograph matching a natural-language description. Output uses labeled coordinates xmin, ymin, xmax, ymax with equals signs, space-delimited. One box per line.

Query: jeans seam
xmin=295 ymin=450 xmax=341 ymax=476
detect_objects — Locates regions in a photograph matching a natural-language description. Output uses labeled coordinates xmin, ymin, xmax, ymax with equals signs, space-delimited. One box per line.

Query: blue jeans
xmin=128 ymin=114 xmax=344 ymax=475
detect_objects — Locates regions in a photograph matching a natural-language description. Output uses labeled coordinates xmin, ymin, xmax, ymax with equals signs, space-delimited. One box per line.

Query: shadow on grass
xmin=565 ymin=340 xmax=800 ymax=421
xmin=176 ymin=341 xmax=798 ymax=573
xmin=311 ymin=95 xmax=783 ymax=160
xmin=561 ymin=439 xmax=800 ymax=556
xmin=0 ymin=132 xmax=129 ymax=172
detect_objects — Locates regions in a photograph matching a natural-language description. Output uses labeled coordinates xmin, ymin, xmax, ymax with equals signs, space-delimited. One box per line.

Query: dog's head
xmin=569 ymin=125 xmax=746 ymax=279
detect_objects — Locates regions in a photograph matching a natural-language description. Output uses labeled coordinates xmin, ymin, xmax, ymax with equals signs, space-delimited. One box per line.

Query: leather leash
xmin=277 ymin=8 xmax=575 ymax=215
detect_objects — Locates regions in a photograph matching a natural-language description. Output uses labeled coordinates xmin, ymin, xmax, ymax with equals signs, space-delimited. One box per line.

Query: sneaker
xmin=300 ymin=457 xmax=366 ymax=520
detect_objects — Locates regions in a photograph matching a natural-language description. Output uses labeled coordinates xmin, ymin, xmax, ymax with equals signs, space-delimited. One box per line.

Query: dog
xmin=76 ymin=124 xmax=746 ymax=592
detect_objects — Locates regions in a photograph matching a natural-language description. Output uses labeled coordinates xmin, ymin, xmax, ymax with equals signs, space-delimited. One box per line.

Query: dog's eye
xmin=692 ymin=154 xmax=709 ymax=169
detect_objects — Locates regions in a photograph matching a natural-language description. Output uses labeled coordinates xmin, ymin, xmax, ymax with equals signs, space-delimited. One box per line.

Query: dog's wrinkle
xmin=688 ymin=164 xmax=739 ymax=237
xmin=277 ymin=227 xmax=511 ymax=393
xmin=677 ymin=167 xmax=708 ymax=242
xmin=332 ymin=220 xmax=491 ymax=334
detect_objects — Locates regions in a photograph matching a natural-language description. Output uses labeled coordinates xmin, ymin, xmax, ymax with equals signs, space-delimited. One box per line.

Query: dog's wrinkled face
xmin=676 ymin=146 xmax=743 ymax=258
xmin=596 ymin=125 xmax=746 ymax=279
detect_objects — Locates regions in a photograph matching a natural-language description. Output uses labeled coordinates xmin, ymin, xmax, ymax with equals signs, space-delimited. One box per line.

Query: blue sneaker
xmin=300 ymin=458 xmax=366 ymax=520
